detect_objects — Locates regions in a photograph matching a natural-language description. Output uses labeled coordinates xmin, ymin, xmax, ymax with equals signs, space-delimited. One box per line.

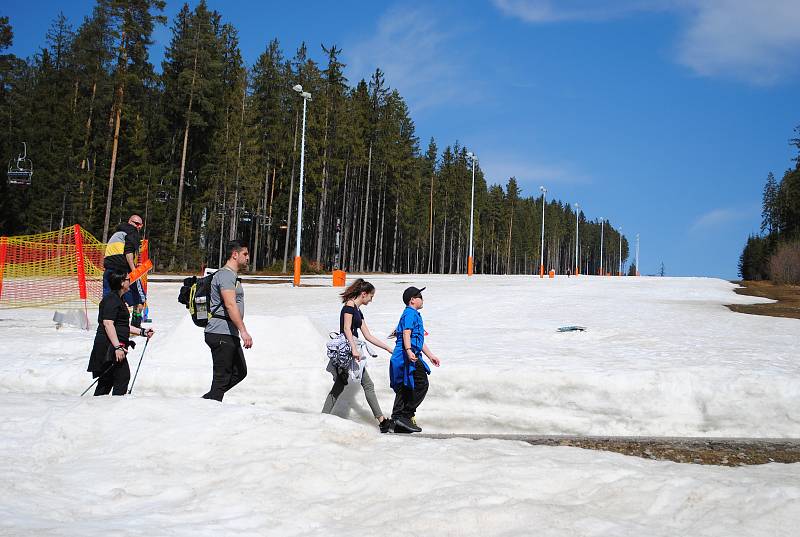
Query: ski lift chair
xmin=240 ymin=210 xmax=252 ymax=224
xmin=156 ymin=178 xmax=170 ymax=202
xmin=7 ymin=142 xmax=33 ymax=186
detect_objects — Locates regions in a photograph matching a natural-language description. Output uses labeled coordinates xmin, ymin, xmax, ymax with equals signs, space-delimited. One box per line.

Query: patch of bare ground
xmin=418 ymin=434 xmax=800 ymax=466
xmin=727 ymin=280 xmax=800 ymax=320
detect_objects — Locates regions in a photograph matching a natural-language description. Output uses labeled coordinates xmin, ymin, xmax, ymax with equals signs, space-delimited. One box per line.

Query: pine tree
xmin=100 ymin=0 xmax=166 ymax=241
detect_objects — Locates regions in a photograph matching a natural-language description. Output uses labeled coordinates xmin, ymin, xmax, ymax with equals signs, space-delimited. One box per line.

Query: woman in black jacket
xmin=87 ymin=271 xmax=154 ymax=395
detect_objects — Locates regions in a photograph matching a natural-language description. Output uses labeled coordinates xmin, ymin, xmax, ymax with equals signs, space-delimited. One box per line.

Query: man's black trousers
xmin=203 ymin=333 xmax=247 ymax=401
xmin=391 ymin=366 xmax=429 ymax=420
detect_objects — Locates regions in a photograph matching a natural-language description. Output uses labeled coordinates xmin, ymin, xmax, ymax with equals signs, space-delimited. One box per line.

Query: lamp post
xmin=574 ymin=202 xmax=580 ymax=276
xmin=539 ymin=186 xmax=546 ymax=277
xmin=635 ymin=233 xmax=640 ymax=276
xmin=466 ymin=151 xmax=477 ymax=276
xmin=618 ymin=225 xmax=623 ymax=276
xmin=292 ymin=84 xmax=311 ymax=287
xmin=599 ymin=217 xmax=604 ymax=276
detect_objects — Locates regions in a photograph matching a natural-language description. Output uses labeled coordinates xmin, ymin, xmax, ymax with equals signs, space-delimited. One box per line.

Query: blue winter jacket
xmin=389 ymin=306 xmax=431 ymax=390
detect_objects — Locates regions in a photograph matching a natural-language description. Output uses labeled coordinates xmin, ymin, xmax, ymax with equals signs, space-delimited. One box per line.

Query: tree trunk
xmin=339 ymin=159 xmax=350 ymax=269
xmin=314 ymin=95 xmax=331 ymax=263
xmin=428 ymin=171 xmax=434 ymax=273
xmin=359 ymin=142 xmax=373 ymax=271
xmin=371 ymin=177 xmax=381 ymax=271
xmin=229 ymin=77 xmax=247 ymax=242
xmin=253 ymin=162 xmax=269 ymax=271
xmin=282 ymin=109 xmax=300 ymax=273
xmin=265 ymin=166 xmax=276 ymax=265
xmin=173 ymin=28 xmax=200 ymax=246
xmin=102 ymin=33 xmax=128 ymax=242
xmin=506 ymin=201 xmax=514 ymax=274
xmin=439 ymin=195 xmax=447 ymax=273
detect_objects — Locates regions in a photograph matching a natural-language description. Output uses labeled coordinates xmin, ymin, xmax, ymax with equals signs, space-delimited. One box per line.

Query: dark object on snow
xmin=557 ymin=325 xmax=586 ymax=332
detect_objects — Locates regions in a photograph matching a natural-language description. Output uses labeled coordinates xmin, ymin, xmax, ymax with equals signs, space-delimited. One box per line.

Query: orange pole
xmin=74 ymin=224 xmax=89 ymax=327
xmin=539 ymin=264 xmax=544 ymax=278
xmin=293 ymin=256 xmax=301 ymax=287
xmin=74 ymin=224 xmax=87 ymax=300
xmin=467 ymin=256 xmax=473 ymax=276
xmin=140 ymin=239 xmax=149 ymax=294
xmin=0 ymin=236 xmax=7 ymax=301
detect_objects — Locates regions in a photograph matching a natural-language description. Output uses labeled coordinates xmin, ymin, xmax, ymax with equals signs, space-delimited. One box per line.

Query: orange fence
xmin=0 ymin=225 xmax=149 ymax=309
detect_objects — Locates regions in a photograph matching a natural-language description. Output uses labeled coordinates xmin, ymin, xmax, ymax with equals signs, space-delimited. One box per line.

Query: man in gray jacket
xmin=203 ymin=240 xmax=254 ymax=401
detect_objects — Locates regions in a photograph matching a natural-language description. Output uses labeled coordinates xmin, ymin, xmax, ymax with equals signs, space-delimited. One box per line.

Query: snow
xmin=1 ymin=274 xmax=799 ymax=535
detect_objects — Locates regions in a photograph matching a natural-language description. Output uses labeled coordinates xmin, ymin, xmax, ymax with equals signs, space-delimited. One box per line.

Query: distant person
xmin=203 ymin=240 xmax=253 ymax=401
xmin=103 ymin=214 xmax=146 ymax=327
xmin=87 ymin=271 xmax=154 ymax=396
xmin=322 ymin=278 xmax=394 ymax=432
xmin=389 ymin=286 xmax=441 ymax=433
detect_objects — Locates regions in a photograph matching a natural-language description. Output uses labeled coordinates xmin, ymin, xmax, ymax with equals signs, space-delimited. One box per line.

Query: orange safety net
xmin=0 ymin=225 xmax=149 ymax=309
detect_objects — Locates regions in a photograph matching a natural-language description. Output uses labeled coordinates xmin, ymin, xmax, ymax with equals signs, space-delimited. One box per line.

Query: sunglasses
xmin=132 ymin=221 xmax=143 ymax=227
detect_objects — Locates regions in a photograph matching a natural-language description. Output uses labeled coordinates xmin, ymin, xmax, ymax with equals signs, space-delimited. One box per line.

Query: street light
xmin=574 ymin=202 xmax=580 ymax=276
xmin=539 ymin=186 xmax=546 ymax=278
xmin=599 ymin=217 xmax=605 ymax=276
xmin=466 ymin=151 xmax=477 ymax=276
xmin=292 ymin=84 xmax=311 ymax=287
xmin=618 ymin=225 xmax=623 ymax=276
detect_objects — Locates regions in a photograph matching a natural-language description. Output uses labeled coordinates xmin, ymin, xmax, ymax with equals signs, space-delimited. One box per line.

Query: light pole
xmin=635 ymin=233 xmax=640 ymax=276
xmin=618 ymin=226 xmax=623 ymax=276
xmin=574 ymin=202 xmax=580 ymax=276
xmin=599 ymin=217 xmax=604 ymax=276
xmin=466 ymin=151 xmax=477 ymax=276
xmin=292 ymin=84 xmax=311 ymax=287
xmin=539 ymin=186 xmax=546 ymax=277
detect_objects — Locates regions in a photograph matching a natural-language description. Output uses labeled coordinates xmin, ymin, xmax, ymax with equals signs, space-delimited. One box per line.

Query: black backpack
xmin=178 ymin=272 xmax=225 ymax=327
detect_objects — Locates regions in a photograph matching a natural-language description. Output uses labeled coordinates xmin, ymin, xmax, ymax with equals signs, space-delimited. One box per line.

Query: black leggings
xmin=203 ymin=333 xmax=248 ymax=401
xmin=94 ymin=360 xmax=131 ymax=396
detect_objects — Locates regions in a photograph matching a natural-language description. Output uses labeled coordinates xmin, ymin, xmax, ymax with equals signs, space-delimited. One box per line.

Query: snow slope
xmin=1 ymin=275 xmax=798 ymax=535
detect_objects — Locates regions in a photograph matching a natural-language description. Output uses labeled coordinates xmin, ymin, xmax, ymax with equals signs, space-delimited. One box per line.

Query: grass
xmin=727 ymin=280 xmax=800 ymax=320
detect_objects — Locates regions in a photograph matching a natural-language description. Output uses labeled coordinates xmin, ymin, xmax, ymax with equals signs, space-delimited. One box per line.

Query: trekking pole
xmin=128 ymin=337 xmax=150 ymax=395
xmin=80 ymin=363 xmax=115 ymax=397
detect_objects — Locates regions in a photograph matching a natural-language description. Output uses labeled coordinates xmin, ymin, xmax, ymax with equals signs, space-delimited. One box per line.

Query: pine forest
xmin=0 ymin=2 xmax=630 ymax=275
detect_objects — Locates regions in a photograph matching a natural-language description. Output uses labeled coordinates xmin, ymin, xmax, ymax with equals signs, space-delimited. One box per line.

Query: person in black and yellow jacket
xmin=103 ymin=214 xmax=146 ymax=326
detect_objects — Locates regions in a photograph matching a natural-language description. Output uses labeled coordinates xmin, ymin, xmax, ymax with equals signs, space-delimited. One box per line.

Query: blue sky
xmin=5 ymin=0 xmax=800 ymax=278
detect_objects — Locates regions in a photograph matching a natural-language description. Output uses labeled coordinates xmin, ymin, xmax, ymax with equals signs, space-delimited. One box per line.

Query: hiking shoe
xmin=379 ymin=419 xmax=394 ymax=433
xmin=394 ymin=417 xmax=421 ymax=433
xmin=410 ymin=416 xmax=422 ymax=432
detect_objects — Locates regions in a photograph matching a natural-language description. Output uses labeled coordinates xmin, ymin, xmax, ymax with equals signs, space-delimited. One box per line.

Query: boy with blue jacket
xmin=389 ymin=286 xmax=441 ymax=433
